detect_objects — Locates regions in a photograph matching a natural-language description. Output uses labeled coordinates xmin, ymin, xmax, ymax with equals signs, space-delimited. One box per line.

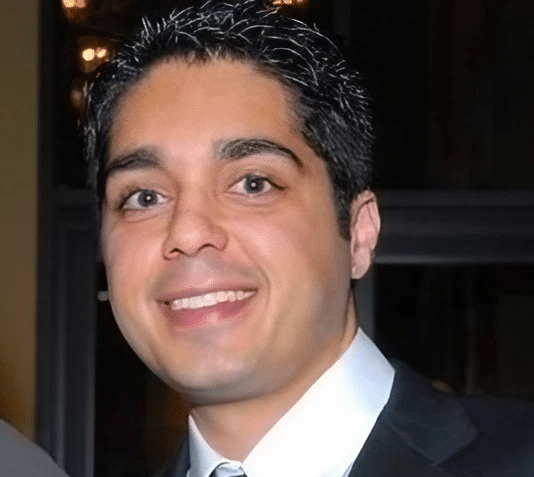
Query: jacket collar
xmin=348 ymin=361 xmax=477 ymax=477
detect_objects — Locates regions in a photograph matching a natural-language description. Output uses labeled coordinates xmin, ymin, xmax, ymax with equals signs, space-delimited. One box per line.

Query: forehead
xmin=108 ymin=59 xmax=300 ymax=161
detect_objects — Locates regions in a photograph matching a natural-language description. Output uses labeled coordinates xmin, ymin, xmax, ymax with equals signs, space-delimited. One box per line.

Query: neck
xmin=189 ymin=299 xmax=358 ymax=461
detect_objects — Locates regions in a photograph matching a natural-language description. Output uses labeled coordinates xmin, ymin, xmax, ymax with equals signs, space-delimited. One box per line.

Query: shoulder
xmin=446 ymin=394 xmax=534 ymax=476
xmin=389 ymin=362 xmax=534 ymax=476
xmin=457 ymin=392 xmax=534 ymax=432
xmin=0 ymin=420 xmax=69 ymax=477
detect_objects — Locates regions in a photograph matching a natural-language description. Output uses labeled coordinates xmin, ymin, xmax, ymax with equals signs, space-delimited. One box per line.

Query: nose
xmin=162 ymin=195 xmax=228 ymax=259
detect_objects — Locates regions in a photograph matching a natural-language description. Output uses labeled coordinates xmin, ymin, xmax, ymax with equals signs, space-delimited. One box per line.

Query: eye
xmin=230 ymin=174 xmax=280 ymax=196
xmin=121 ymin=189 xmax=167 ymax=210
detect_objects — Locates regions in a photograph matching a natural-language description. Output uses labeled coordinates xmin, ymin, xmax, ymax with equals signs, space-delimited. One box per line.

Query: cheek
xmin=233 ymin=212 xmax=308 ymax=265
xmin=101 ymin=224 xmax=163 ymax=359
xmin=232 ymin=203 xmax=350 ymax=288
xmin=101 ymin=221 xmax=161 ymax=298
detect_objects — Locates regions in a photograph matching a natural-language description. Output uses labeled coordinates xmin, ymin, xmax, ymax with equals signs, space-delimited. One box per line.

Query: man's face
xmin=101 ymin=59 xmax=360 ymax=405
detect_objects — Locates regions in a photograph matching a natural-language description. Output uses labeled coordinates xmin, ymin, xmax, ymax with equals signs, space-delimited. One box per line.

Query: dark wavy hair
xmin=84 ymin=0 xmax=373 ymax=238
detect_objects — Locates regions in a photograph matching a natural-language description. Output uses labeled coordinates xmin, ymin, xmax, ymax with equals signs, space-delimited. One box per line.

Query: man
xmin=0 ymin=420 xmax=69 ymax=476
xmin=84 ymin=1 xmax=534 ymax=476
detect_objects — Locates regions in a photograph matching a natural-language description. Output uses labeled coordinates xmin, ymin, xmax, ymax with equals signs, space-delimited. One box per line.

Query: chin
xmin=154 ymin=355 xmax=254 ymax=397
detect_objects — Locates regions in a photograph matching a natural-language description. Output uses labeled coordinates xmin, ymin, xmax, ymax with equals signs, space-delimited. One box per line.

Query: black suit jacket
xmin=155 ymin=362 xmax=534 ymax=477
xmin=0 ymin=420 xmax=69 ymax=476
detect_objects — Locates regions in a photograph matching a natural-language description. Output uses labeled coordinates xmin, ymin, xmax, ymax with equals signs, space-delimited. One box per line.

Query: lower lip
xmin=158 ymin=293 xmax=255 ymax=329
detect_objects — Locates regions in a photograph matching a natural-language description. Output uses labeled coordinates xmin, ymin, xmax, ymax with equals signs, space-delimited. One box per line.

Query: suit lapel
xmin=348 ymin=421 xmax=451 ymax=477
xmin=349 ymin=361 xmax=477 ymax=477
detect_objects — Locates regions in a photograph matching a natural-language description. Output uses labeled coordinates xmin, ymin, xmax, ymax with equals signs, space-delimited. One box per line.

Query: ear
xmin=350 ymin=190 xmax=380 ymax=279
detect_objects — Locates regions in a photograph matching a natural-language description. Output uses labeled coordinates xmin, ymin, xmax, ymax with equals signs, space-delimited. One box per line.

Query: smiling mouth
xmin=168 ymin=290 xmax=255 ymax=311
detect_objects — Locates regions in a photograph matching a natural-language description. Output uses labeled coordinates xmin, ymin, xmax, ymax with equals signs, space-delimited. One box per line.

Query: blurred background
xmin=1 ymin=0 xmax=534 ymax=476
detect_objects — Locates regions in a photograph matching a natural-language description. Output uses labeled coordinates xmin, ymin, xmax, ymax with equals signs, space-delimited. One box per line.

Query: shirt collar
xmin=189 ymin=417 xmax=232 ymax=477
xmin=188 ymin=328 xmax=395 ymax=477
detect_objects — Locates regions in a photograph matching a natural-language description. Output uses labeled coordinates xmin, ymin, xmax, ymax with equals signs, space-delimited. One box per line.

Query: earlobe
xmin=350 ymin=190 xmax=380 ymax=279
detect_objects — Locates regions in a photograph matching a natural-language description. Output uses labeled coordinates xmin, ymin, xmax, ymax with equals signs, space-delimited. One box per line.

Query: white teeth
xmin=170 ymin=290 xmax=254 ymax=311
xmin=204 ymin=293 xmax=217 ymax=306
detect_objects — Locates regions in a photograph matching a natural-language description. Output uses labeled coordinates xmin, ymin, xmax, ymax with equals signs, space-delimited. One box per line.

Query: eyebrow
xmin=103 ymin=137 xmax=304 ymax=183
xmin=104 ymin=147 xmax=160 ymax=182
xmin=219 ymin=138 xmax=304 ymax=169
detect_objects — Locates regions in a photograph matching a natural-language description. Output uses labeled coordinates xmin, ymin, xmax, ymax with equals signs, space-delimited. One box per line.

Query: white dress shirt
xmin=187 ymin=328 xmax=395 ymax=477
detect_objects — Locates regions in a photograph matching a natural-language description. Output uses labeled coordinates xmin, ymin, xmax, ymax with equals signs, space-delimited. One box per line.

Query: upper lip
xmin=157 ymin=282 xmax=259 ymax=304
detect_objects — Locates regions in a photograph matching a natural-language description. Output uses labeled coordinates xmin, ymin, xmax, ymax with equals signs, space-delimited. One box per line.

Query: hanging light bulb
xmin=82 ymin=48 xmax=95 ymax=62
xmin=62 ymin=0 xmax=87 ymax=9
xmin=95 ymin=47 xmax=108 ymax=59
